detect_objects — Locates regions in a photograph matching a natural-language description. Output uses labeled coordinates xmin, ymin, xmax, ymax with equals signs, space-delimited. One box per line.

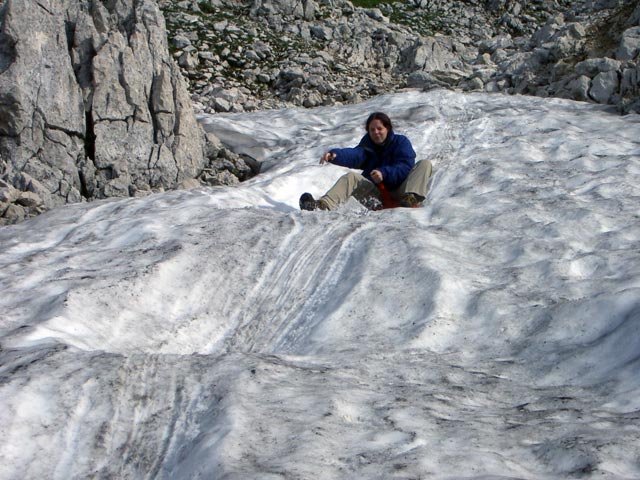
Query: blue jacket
xmin=329 ymin=131 xmax=416 ymax=190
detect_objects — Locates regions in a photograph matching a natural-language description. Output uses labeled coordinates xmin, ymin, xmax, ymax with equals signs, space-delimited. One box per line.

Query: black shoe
xmin=300 ymin=193 xmax=330 ymax=211
xmin=400 ymin=193 xmax=422 ymax=208
xmin=299 ymin=193 xmax=317 ymax=210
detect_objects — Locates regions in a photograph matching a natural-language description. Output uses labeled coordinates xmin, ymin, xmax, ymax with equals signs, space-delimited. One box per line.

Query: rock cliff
xmin=0 ymin=0 xmax=206 ymax=224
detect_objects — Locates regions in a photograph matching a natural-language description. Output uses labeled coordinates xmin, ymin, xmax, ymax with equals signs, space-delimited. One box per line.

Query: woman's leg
xmin=393 ymin=160 xmax=433 ymax=201
xmin=321 ymin=172 xmax=380 ymax=209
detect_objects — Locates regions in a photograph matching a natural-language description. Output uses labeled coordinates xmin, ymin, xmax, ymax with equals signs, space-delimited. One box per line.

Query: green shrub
xmin=198 ymin=1 xmax=217 ymax=14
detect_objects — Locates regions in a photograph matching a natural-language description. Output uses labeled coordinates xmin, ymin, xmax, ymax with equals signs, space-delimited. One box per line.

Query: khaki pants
xmin=321 ymin=159 xmax=433 ymax=209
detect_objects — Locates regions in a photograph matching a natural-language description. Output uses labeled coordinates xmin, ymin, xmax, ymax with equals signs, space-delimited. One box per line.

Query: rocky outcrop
xmin=0 ymin=0 xmax=207 ymax=225
xmin=160 ymin=0 xmax=476 ymax=112
xmin=161 ymin=0 xmax=640 ymax=115
xmin=459 ymin=1 xmax=640 ymax=114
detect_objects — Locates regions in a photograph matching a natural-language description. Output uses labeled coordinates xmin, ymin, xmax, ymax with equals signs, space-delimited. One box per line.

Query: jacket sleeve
xmin=377 ymin=136 xmax=416 ymax=189
xmin=328 ymin=146 xmax=367 ymax=169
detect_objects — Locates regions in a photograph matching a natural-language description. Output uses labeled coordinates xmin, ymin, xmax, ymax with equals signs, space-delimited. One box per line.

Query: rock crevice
xmin=0 ymin=0 xmax=207 ymax=224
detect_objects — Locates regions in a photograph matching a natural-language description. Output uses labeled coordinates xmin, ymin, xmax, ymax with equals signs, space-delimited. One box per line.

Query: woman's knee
xmin=344 ymin=172 xmax=362 ymax=181
xmin=339 ymin=172 xmax=366 ymax=188
xmin=415 ymin=159 xmax=433 ymax=177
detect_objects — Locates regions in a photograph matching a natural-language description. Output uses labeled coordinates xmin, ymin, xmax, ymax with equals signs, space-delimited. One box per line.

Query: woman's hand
xmin=370 ymin=169 xmax=383 ymax=184
xmin=321 ymin=152 xmax=336 ymax=164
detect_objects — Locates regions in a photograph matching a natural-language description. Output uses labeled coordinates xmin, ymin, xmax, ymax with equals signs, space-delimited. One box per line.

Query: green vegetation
xmin=198 ymin=1 xmax=217 ymax=14
xmin=350 ymin=0 xmax=387 ymax=8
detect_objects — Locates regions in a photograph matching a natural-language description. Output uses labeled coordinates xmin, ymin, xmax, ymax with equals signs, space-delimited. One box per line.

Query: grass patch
xmin=350 ymin=0 xmax=387 ymax=8
xmin=198 ymin=1 xmax=217 ymax=14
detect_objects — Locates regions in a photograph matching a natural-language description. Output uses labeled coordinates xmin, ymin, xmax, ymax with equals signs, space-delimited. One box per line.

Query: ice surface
xmin=1 ymin=90 xmax=640 ymax=479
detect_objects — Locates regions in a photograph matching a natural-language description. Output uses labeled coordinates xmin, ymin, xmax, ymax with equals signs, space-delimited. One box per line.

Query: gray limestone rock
xmin=16 ymin=191 xmax=42 ymax=208
xmin=590 ymin=70 xmax=619 ymax=103
xmin=617 ymin=27 xmax=640 ymax=61
xmin=0 ymin=0 xmax=206 ymax=221
xmin=251 ymin=0 xmax=317 ymax=20
xmin=575 ymin=57 xmax=622 ymax=76
xmin=620 ymin=65 xmax=639 ymax=97
xmin=404 ymin=37 xmax=464 ymax=73
xmin=479 ymin=36 xmax=515 ymax=55
xmin=564 ymin=75 xmax=592 ymax=101
xmin=1 ymin=202 xmax=25 ymax=224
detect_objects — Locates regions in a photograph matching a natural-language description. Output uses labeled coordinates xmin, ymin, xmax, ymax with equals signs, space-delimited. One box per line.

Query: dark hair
xmin=365 ymin=112 xmax=393 ymax=132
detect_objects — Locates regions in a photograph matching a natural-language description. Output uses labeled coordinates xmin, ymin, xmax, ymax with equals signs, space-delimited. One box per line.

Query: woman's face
xmin=368 ymin=119 xmax=389 ymax=145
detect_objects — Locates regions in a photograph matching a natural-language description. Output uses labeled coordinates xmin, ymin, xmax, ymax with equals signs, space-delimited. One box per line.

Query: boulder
xmin=177 ymin=178 xmax=202 ymax=189
xmin=575 ymin=57 xmax=622 ymax=76
xmin=564 ymin=75 xmax=592 ymax=101
xmin=617 ymin=27 xmax=640 ymax=61
xmin=620 ymin=64 xmax=639 ymax=98
xmin=0 ymin=185 xmax=19 ymax=203
xmin=479 ymin=35 xmax=514 ymax=55
xmin=1 ymin=203 xmax=25 ymax=225
xmin=404 ymin=37 xmax=464 ymax=73
xmin=16 ymin=191 xmax=42 ymax=208
xmin=364 ymin=8 xmax=387 ymax=22
xmin=251 ymin=0 xmax=317 ymax=20
xmin=590 ymin=70 xmax=619 ymax=103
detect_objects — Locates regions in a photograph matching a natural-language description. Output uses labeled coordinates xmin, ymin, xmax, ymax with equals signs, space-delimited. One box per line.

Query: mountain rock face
xmin=161 ymin=0 xmax=640 ymax=115
xmin=0 ymin=0 xmax=207 ymax=224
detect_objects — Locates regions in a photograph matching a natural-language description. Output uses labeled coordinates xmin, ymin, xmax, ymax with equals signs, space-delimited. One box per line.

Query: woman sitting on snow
xmin=299 ymin=112 xmax=432 ymax=211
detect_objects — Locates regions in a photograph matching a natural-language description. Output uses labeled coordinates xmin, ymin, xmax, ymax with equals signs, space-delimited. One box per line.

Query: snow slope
xmin=1 ymin=90 xmax=640 ymax=479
